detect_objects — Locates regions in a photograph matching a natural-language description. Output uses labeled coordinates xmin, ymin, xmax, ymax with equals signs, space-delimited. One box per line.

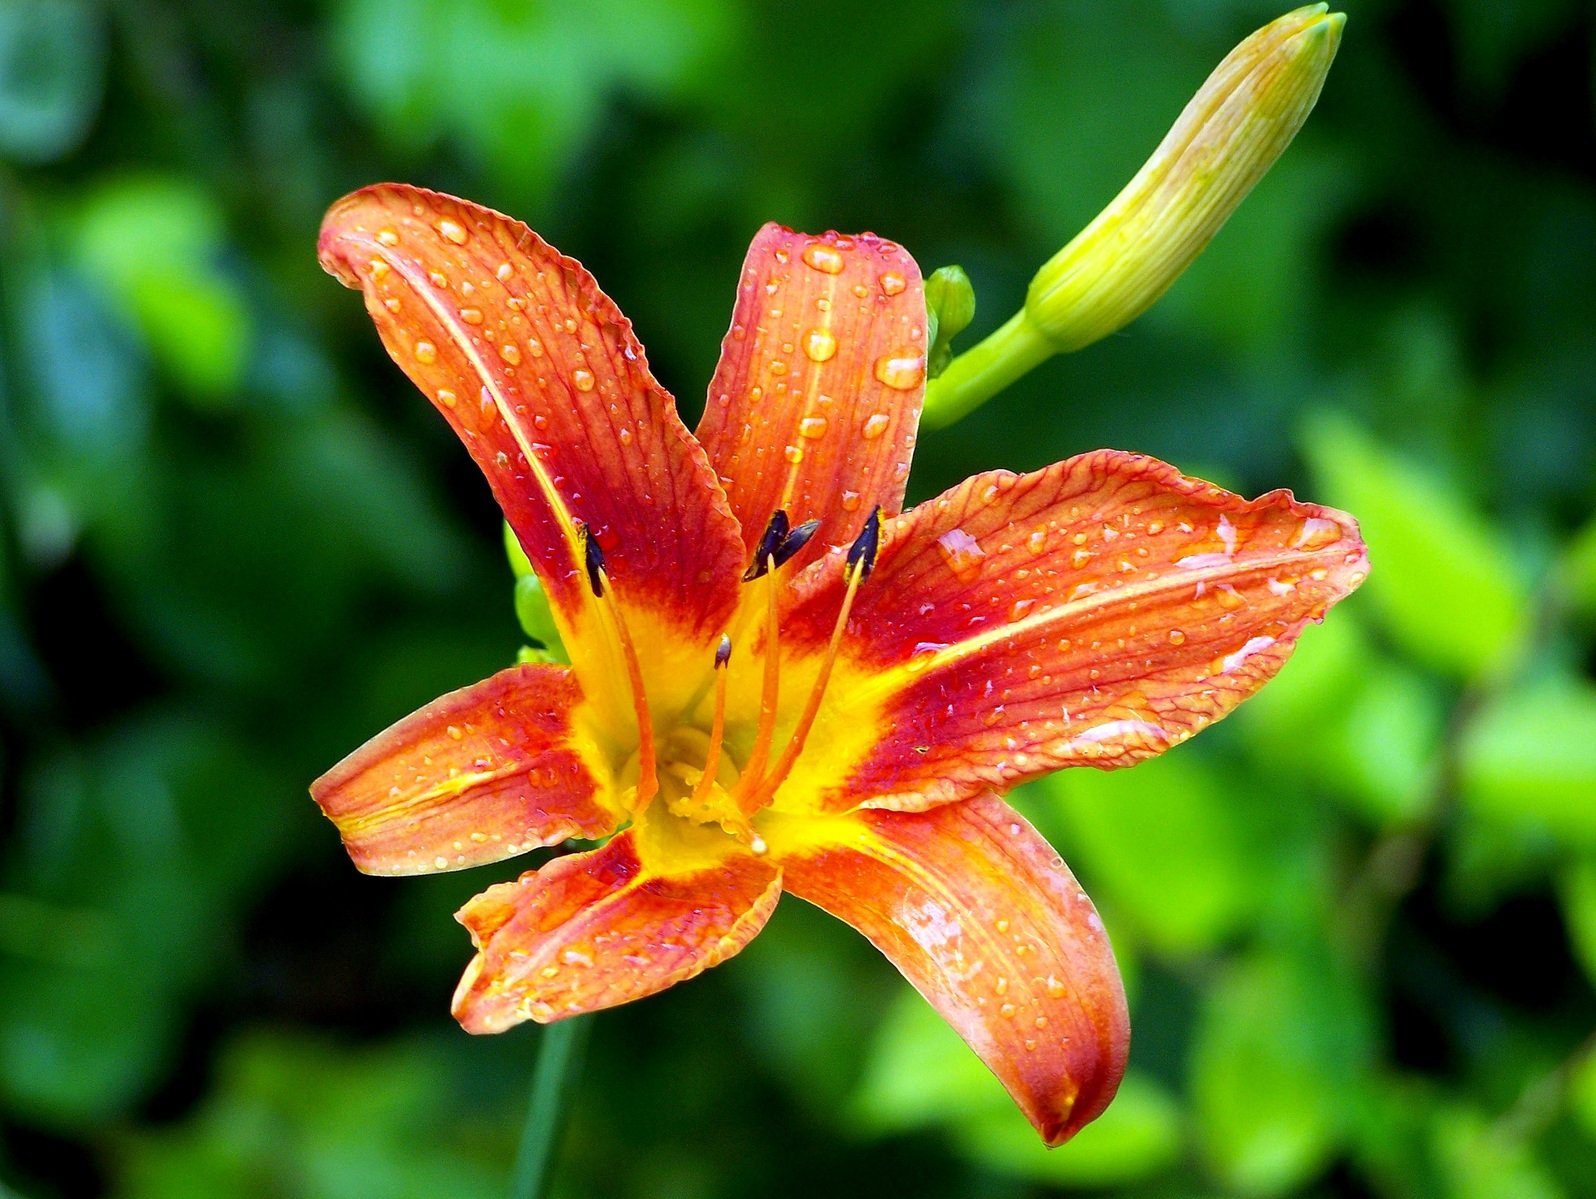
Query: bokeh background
xmin=3 ymin=0 xmax=1595 ymax=1196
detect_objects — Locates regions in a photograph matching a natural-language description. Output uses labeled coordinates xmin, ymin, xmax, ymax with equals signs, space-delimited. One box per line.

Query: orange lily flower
xmin=312 ymin=184 xmax=1367 ymax=1145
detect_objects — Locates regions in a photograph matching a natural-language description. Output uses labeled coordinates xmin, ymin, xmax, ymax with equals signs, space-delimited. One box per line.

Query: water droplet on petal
xmin=376 ymin=228 xmax=399 ymax=246
xmin=1027 ymin=528 xmax=1048 ymax=555
xmin=784 ymin=444 xmax=804 ymax=464
xmin=802 ymin=328 xmax=838 ymax=362
xmin=383 ymin=297 xmax=401 ymax=313
xmin=496 ymin=262 xmax=514 ymax=281
xmin=873 ymin=352 xmax=925 ymax=391
xmin=437 ymin=388 xmax=457 ymax=408
xmin=428 ymin=270 xmax=448 ymax=288
xmin=840 ymin=489 xmax=861 ymax=511
xmin=879 ymin=270 xmax=907 ymax=296
xmin=437 ymin=217 xmax=469 ymax=245
xmin=572 ymin=368 xmax=595 ymax=392
xmin=802 ymin=243 xmax=845 ymax=274
xmin=1294 ymin=516 xmax=1343 ymax=550
xmin=797 ymin=416 xmax=828 ymax=439
xmin=861 ymin=413 xmax=890 ymax=440
xmin=937 ymin=528 xmax=987 ymax=582
xmin=1168 ymin=629 xmax=1186 ymax=645
xmin=499 ymin=343 xmax=522 ymax=366
xmin=414 ymin=340 xmax=438 ymax=364
xmin=460 ymin=307 xmax=483 ymax=325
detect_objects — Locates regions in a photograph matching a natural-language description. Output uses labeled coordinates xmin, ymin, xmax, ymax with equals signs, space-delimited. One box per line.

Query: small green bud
xmin=925 ymin=265 xmax=976 ymax=379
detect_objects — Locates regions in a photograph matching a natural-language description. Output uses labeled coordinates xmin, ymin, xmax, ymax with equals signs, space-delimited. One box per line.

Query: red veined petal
xmin=311 ymin=664 xmax=620 ymax=875
xmin=773 ymin=793 xmax=1128 ymax=1146
xmin=317 ymin=184 xmax=746 ymax=664
xmin=776 ymin=450 xmax=1368 ymax=813
xmin=697 ymin=224 xmax=926 ymax=570
xmin=451 ymin=814 xmax=782 ymax=1031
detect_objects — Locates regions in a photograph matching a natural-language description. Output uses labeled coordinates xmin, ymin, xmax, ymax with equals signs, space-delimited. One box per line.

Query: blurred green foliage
xmin=2 ymin=1 xmax=1593 ymax=1197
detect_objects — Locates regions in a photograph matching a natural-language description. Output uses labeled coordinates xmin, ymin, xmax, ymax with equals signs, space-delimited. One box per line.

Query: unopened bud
xmin=1026 ymin=5 xmax=1343 ymax=352
xmin=925 ymin=265 xmax=976 ymax=379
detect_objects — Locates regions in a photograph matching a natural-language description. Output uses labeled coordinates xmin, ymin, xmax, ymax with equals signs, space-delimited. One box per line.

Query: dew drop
xmin=496 ymin=262 xmax=514 ymax=281
xmin=499 ymin=343 xmax=522 ymax=366
xmin=879 ymin=270 xmax=907 ymax=296
xmin=383 ymin=297 xmax=401 ymax=313
xmin=1294 ymin=516 xmax=1343 ymax=550
xmin=1027 ymin=528 xmax=1048 ymax=556
xmin=840 ymin=489 xmax=862 ymax=511
xmin=413 ymin=340 xmax=438 ymax=364
xmin=784 ymin=444 xmax=804 ymax=464
xmin=1168 ymin=629 xmax=1186 ymax=645
xmin=861 ymin=412 xmax=890 ymax=440
xmin=999 ymin=1002 xmax=1017 ymax=1020
xmin=437 ymin=217 xmax=469 ymax=245
xmin=428 ymin=270 xmax=448 ymax=288
xmin=437 ymin=388 xmax=457 ymax=408
xmin=376 ymin=228 xmax=399 ymax=246
xmin=802 ymin=243 xmax=846 ymax=274
xmin=936 ymin=528 xmax=987 ymax=582
xmin=873 ymin=352 xmax=925 ymax=391
xmin=459 ymin=306 xmax=483 ymax=325
xmin=572 ymin=368 xmax=595 ymax=392
xmin=796 ymin=416 xmax=829 ymax=440
xmin=368 ymin=258 xmax=389 ymax=280
xmin=802 ymin=328 xmax=838 ymax=362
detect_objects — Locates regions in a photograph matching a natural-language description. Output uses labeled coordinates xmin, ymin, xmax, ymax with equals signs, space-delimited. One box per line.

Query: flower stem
xmin=511 ymin=1016 xmax=590 ymax=1199
xmin=919 ymin=309 xmax=1056 ymax=430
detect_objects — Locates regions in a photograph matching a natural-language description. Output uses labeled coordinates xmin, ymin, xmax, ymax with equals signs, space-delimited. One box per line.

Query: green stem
xmin=920 ymin=309 xmax=1057 ymax=430
xmin=510 ymin=1016 xmax=591 ymax=1199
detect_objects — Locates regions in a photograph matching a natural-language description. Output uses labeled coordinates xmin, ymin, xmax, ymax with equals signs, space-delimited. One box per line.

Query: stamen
xmin=744 ymin=507 xmax=880 ymax=812
xmin=689 ymin=635 xmax=733 ymax=806
xmin=740 ymin=550 xmax=783 ymax=785
xmin=579 ymin=523 xmax=658 ymax=809
xmin=743 ymin=510 xmax=790 ymax=582
xmin=774 ymin=518 xmax=821 ymax=568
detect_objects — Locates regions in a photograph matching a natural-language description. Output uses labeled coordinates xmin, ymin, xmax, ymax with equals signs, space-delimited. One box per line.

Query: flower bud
xmin=925 ymin=264 xmax=976 ymax=378
xmin=1025 ymin=5 xmax=1343 ymax=352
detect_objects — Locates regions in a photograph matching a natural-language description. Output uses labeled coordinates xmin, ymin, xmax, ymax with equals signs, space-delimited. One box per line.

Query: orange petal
xmin=317 ymin=185 xmax=745 ymax=649
xmin=451 ymin=823 xmax=782 ymax=1031
xmin=697 ymin=224 xmax=927 ymax=570
xmin=311 ymin=664 xmax=619 ymax=875
xmin=775 ymin=793 xmax=1128 ymax=1145
xmin=778 ymin=450 xmax=1368 ymax=812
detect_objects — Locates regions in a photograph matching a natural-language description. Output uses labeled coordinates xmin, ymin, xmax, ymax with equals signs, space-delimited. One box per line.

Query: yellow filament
xmin=742 ymin=562 xmax=865 ymax=813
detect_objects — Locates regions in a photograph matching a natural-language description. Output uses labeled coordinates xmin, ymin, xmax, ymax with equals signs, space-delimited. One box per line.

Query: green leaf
xmin=1191 ymin=947 xmax=1374 ymax=1195
xmin=0 ymin=0 xmax=106 ymax=163
xmin=1461 ymin=676 xmax=1596 ymax=847
xmin=1301 ymin=413 xmax=1529 ymax=680
xmin=1241 ymin=614 xmax=1443 ymax=828
xmin=952 ymin=1071 xmax=1183 ymax=1186
xmin=73 ymin=175 xmax=250 ymax=401
xmin=851 ymin=985 xmax=999 ymax=1135
xmin=1559 ymin=857 xmax=1596 ymax=987
xmin=1562 ymin=512 xmax=1596 ymax=623
xmin=1040 ymin=749 xmax=1262 ymax=956
xmin=1428 ymin=1102 xmax=1565 ymax=1199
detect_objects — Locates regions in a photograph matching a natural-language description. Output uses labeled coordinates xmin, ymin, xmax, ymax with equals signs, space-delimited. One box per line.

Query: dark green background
xmin=3 ymin=1 xmax=1594 ymax=1196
